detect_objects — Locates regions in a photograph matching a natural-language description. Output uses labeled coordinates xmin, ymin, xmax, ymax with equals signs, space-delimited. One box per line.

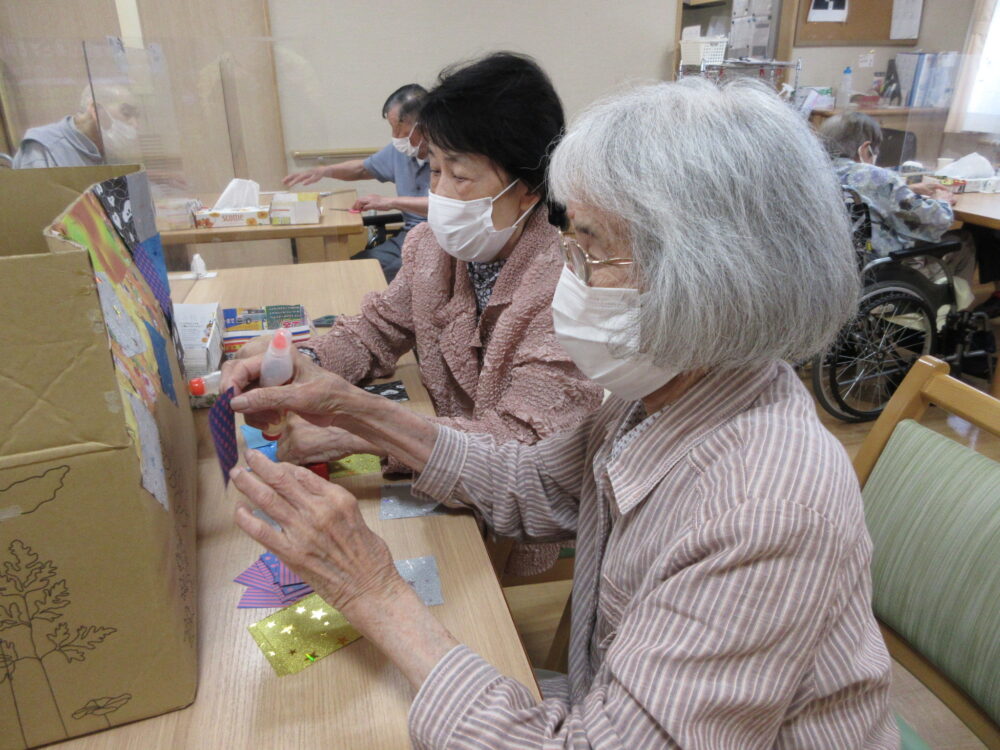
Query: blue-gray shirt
xmin=13 ymin=116 xmax=104 ymax=169
xmin=362 ymin=144 xmax=429 ymax=230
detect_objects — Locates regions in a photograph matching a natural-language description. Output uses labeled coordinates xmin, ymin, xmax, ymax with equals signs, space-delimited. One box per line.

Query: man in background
xmin=13 ymin=84 xmax=140 ymax=169
xmin=283 ymin=84 xmax=428 ymax=282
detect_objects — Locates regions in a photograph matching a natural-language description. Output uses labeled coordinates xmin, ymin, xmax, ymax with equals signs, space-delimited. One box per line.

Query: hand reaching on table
xmin=352 ymin=194 xmax=395 ymax=212
xmin=230 ymin=451 xmax=459 ymax=688
xmin=231 ymin=451 xmax=400 ymax=610
xmin=283 ymin=165 xmax=330 ymax=188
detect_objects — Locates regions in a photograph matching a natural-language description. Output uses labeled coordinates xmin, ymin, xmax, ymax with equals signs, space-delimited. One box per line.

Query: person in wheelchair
xmin=819 ymin=112 xmax=976 ymax=295
xmin=283 ymin=84 xmax=429 ymax=282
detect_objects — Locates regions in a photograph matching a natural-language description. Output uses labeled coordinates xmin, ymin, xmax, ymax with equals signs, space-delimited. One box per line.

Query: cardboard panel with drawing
xmin=0 ymin=166 xmax=198 ymax=750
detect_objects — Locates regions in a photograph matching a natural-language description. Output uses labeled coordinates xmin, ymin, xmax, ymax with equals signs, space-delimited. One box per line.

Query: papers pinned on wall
xmin=807 ymin=0 xmax=848 ymax=23
xmin=891 ymin=0 xmax=923 ymax=40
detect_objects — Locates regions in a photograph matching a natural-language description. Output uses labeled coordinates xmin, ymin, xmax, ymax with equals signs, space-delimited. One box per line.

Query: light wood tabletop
xmin=51 ymin=260 xmax=538 ymax=749
xmin=159 ymin=190 xmax=365 ymax=247
xmin=953 ymin=192 xmax=1000 ymax=231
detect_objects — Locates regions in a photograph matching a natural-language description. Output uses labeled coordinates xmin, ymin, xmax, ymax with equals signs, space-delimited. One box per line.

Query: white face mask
xmin=428 ymin=179 xmax=534 ymax=263
xmin=102 ymin=116 xmax=139 ymax=162
xmin=392 ymin=124 xmax=422 ymax=159
xmin=551 ymin=266 xmax=678 ymax=401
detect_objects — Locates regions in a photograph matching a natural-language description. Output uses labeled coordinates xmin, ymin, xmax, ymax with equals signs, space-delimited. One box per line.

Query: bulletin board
xmin=795 ymin=0 xmax=921 ymax=46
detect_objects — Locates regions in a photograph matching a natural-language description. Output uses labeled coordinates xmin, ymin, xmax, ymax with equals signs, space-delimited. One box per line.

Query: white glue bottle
xmin=259 ymin=329 xmax=295 ymax=440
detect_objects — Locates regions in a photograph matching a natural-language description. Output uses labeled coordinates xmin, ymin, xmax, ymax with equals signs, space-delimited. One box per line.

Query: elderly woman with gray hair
xmin=224 ymin=78 xmax=897 ymax=749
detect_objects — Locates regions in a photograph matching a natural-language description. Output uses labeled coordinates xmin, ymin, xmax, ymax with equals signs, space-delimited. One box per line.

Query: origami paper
xmin=240 ymin=425 xmax=275 ymax=451
xmin=234 ymin=554 xmax=313 ymax=609
xmin=380 ymin=482 xmax=443 ymax=520
xmin=125 ymin=171 xmax=157 ymax=242
xmin=93 ymin=176 xmax=139 ymax=252
xmin=143 ymin=320 xmax=177 ymax=405
xmin=395 ymin=556 xmax=444 ymax=607
xmin=361 ymin=380 xmax=409 ymax=402
xmin=328 ymin=453 xmax=382 ymax=478
xmin=127 ymin=392 xmax=168 ymax=511
xmin=248 ymin=594 xmax=361 ymax=676
xmin=133 ymin=236 xmax=173 ymax=325
xmin=209 ymin=388 xmax=238 ymax=482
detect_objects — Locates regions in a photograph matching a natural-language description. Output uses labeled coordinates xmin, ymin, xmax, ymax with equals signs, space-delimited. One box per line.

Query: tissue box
xmin=269 ymin=192 xmax=321 ymax=225
xmin=154 ymin=198 xmax=201 ymax=231
xmin=194 ymin=207 xmax=270 ymax=228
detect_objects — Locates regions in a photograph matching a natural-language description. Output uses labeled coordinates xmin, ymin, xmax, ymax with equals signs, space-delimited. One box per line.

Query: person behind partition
xmin=228 ymin=53 xmax=604 ymax=578
xmin=283 ymin=84 xmax=429 ymax=282
xmin=225 ymin=78 xmax=898 ymax=748
xmin=13 ymin=84 xmax=140 ymax=169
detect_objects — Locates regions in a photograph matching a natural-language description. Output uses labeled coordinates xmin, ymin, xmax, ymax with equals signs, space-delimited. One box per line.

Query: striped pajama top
xmin=409 ymin=360 xmax=898 ymax=749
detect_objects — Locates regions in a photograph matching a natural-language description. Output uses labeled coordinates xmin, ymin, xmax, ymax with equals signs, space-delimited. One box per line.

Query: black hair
xmin=818 ymin=111 xmax=883 ymax=160
xmin=381 ymin=84 xmax=427 ymax=119
xmin=418 ymin=51 xmax=568 ymax=228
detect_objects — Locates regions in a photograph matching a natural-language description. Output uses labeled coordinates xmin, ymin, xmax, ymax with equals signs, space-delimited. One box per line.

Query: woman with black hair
xmin=226 ymin=52 xmax=602 ymax=576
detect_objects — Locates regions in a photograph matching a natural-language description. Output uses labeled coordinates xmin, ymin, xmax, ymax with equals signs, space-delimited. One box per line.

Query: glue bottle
xmin=259 ymin=329 xmax=294 ymax=440
xmin=188 ymin=370 xmax=222 ymax=396
xmin=836 ymin=66 xmax=853 ymax=108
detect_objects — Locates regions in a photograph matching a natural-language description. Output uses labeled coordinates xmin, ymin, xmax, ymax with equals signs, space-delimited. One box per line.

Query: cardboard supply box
xmin=0 ymin=166 xmax=198 ymax=750
xmin=193 ymin=206 xmax=269 ymax=228
xmin=269 ymin=192 xmax=321 ymax=225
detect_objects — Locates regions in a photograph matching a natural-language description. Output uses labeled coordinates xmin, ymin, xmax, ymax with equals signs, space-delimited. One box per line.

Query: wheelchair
xmin=361 ymin=210 xmax=405 ymax=251
xmin=811 ymin=190 xmax=996 ymax=422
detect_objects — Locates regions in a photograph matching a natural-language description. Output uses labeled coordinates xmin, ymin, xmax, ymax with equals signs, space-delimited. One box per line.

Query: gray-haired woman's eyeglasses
xmin=559 ymin=231 xmax=634 ymax=285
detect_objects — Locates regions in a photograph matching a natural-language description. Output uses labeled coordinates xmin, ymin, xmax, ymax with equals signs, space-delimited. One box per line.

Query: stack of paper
xmin=173 ymin=302 xmax=223 ymax=378
xmin=269 ymin=192 xmax=321 ymax=225
xmin=221 ymin=304 xmax=313 ymax=357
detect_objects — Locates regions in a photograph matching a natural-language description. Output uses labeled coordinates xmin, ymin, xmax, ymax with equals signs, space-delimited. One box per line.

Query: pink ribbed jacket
xmin=306 ymin=211 xmax=603 ymax=570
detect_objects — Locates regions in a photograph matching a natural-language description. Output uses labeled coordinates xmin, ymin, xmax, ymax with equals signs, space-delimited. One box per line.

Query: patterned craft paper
xmin=248 ymin=594 xmax=361 ymax=676
xmin=209 ymin=388 xmax=239 ymax=482
xmin=235 ymin=555 xmax=313 ymax=609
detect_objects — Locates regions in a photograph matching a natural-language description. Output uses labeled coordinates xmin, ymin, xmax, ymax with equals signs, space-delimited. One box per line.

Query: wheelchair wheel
xmin=810 ymin=353 xmax=865 ymax=422
xmin=824 ymin=281 xmax=938 ymax=421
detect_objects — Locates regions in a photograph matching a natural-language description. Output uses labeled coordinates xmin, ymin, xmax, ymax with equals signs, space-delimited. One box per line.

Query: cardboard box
xmin=269 ymin=192 xmax=321 ymax=225
xmin=193 ymin=206 xmax=269 ymax=228
xmin=0 ymin=166 xmax=198 ymax=749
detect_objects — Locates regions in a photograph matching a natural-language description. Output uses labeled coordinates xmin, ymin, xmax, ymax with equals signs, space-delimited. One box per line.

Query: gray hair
xmin=548 ymin=77 xmax=859 ymax=373
xmin=818 ymin=111 xmax=883 ymax=160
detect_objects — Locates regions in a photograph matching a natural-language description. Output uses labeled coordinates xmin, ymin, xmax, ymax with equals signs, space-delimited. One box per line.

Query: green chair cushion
xmin=863 ymin=419 xmax=1000 ymax=724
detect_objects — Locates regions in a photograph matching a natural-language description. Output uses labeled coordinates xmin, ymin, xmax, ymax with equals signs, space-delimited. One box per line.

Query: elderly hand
xmin=283 ymin=166 xmax=330 ymax=188
xmin=219 ymin=335 xmax=274 ymax=394
xmin=278 ymin=415 xmax=386 ymax=464
xmin=352 ymin=194 xmax=394 ymax=212
xmin=228 ymin=351 xmax=352 ymax=431
xmin=230 ymin=451 xmax=402 ymax=610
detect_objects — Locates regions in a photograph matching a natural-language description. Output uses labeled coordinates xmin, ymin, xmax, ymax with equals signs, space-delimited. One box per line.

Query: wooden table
xmin=52 ymin=260 xmax=538 ymax=749
xmin=159 ymin=191 xmax=366 ymax=264
xmin=954 ymin=192 xmax=1000 ymax=231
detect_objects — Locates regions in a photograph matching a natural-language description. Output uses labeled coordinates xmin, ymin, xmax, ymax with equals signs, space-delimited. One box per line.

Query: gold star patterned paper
xmin=328 ymin=453 xmax=382 ymax=478
xmin=248 ymin=593 xmax=361 ymax=676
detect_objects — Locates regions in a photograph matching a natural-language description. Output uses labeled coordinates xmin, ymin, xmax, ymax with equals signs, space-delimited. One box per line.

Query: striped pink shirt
xmin=409 ymin=360 xmax=898 ymax=748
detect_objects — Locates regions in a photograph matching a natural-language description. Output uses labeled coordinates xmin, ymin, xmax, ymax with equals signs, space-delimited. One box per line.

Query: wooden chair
xmin=854 ymin=355 xmax=1000 ymax=749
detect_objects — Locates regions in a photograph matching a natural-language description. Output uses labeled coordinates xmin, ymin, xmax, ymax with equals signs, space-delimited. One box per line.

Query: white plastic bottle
xmin=188 ymin=370 xmax=222 ymax=397
xmin=837 ymin=66 xmax=853 ymax=108
xmin=259 ymin=329 xmax=295 ymax=440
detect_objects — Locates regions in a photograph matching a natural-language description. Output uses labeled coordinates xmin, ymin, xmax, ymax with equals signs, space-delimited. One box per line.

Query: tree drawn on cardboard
xmin=0 ymin=540 xmax=126 ymax=746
